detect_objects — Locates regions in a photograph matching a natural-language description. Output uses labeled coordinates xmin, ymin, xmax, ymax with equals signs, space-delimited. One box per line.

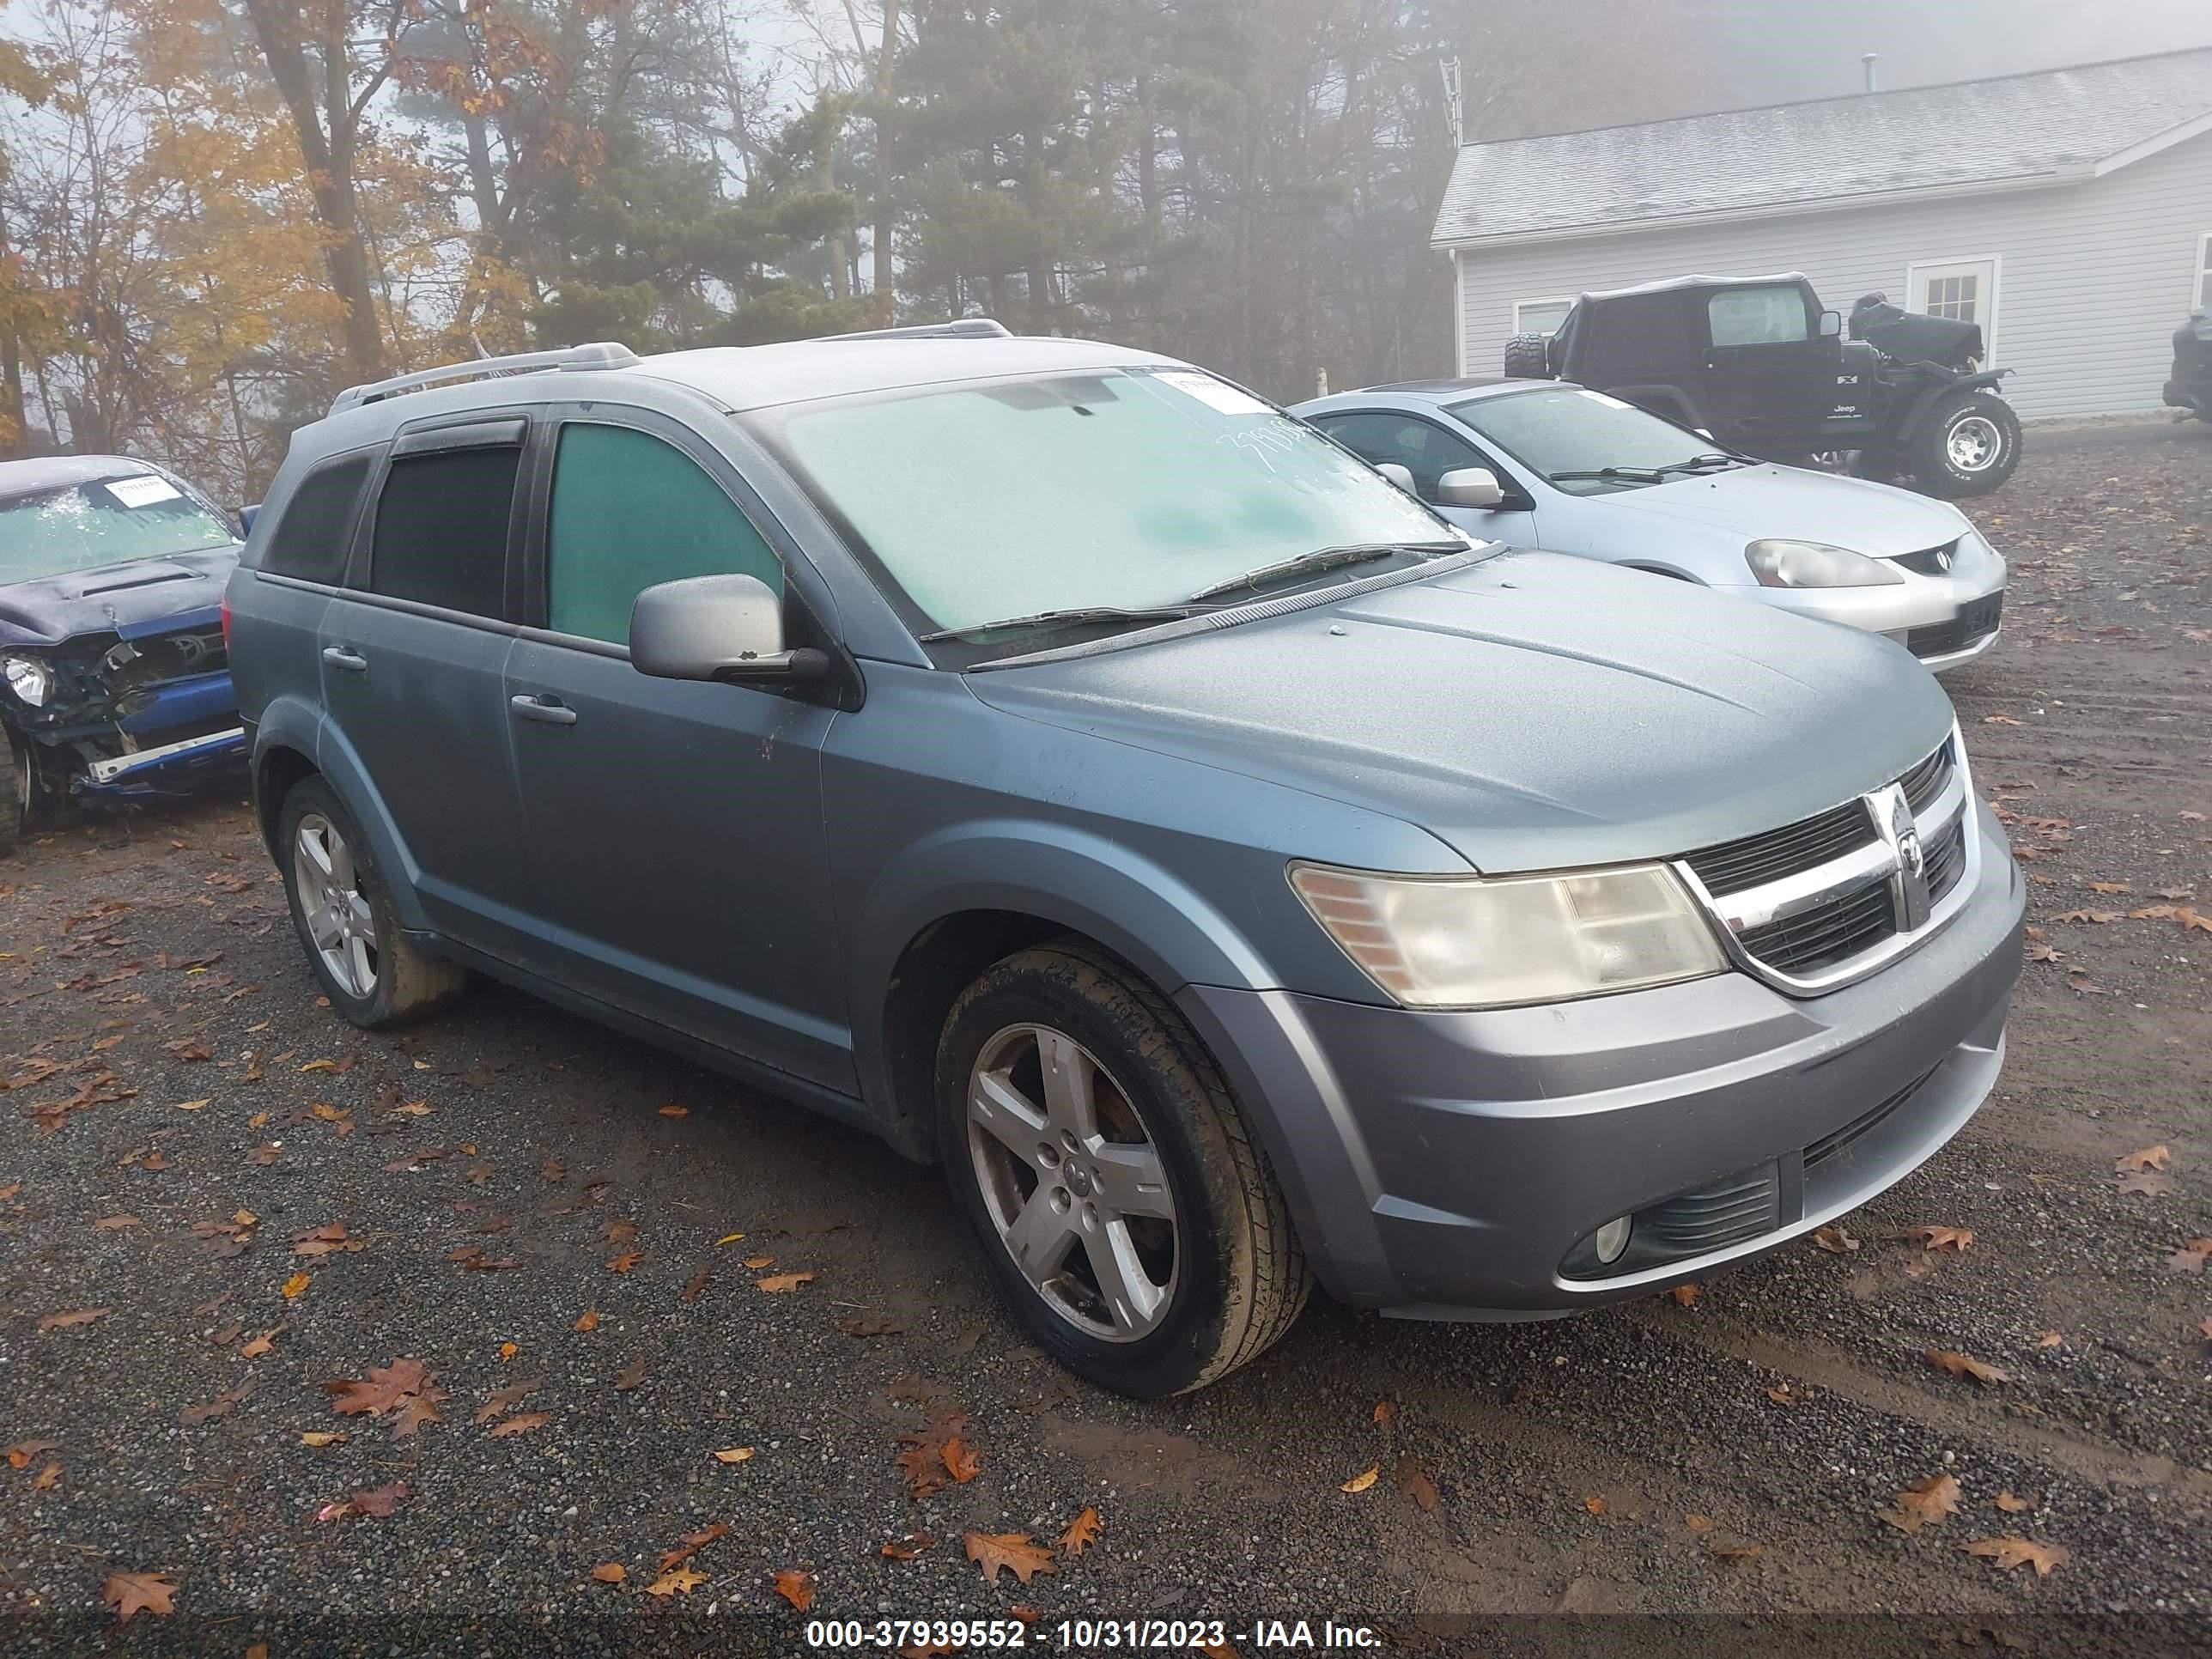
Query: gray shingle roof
xmin=1433 ymin=47 xmax=2212 ymax=246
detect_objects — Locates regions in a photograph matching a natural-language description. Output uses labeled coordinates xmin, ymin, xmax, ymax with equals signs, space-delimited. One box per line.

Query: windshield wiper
xmin=1654 ymin=453 xmax=1743 ymax=476
xmin=1547 ymin=465 xmax=1668 ymax=484
xmin=1185 ymin=541 xmax=1462 ymax=603
xmin=916 ymin=604 xmax=1199 ymax=643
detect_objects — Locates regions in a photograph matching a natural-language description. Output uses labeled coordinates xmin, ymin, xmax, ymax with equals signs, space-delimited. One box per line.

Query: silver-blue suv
xmin=226 ymin=322 xmax=2026 ymax=1396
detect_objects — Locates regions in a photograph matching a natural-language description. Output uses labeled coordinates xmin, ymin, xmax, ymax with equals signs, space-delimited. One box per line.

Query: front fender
xmin=1893 ymin=368 xmax=2011 ymax=441
xmin=249 ymin=694 xmax=431 ymax=933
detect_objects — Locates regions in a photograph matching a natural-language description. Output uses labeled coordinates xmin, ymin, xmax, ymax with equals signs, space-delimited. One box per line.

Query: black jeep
xmin=1503 ymin=272 xmax=2022 ymax=497
xmin=2165 ymin=310 xmax=2211 ymax=420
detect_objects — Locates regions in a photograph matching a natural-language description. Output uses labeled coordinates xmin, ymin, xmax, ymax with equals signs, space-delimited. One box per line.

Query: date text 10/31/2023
xmin=803 ymin=1617 xmax=1385 ymax=1650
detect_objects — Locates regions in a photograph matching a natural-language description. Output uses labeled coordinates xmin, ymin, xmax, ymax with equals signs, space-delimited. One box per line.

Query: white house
xmin=1432 ymin=48 xmax=2212 ymax=420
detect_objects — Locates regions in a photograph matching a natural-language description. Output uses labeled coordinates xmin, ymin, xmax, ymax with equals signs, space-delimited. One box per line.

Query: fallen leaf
xmin=1057 ymin=1505 xmax=1103 ymax=1558
xmin=1371 ymin=1399 xmax=1397 ymax=1426
xmin=773 ymin=1568 xmax=815 ymax=1611
xmin=1964 ymin=1536 xmax=2068 ymax=1577
xmin=179 ymin=1382 xmax=251 ymax=1425
xmin=1878 ymin=1474 xmax=1961 ymax=1534
xmin=658 ymin=1103 xmax=689 ymax=1117
xmin=757 ymin=1271 xmax=815 ymax=1293
xmin=280 ymin=1272 xmax=310 ymax=1300
xmin=2166 ymin=1238 xmax=2212 ymax=1273
xmin=1994 ymin=1491 xmax=2033 ymax=1514
xmin=1669 ymin=1283 xmax=1700 ymax=1307
xmin=92 ymin=1213 xmax=140 ymax=1231
xmin=2179 ymin=908 xmax=2212 ymax=934
xmin=1710 ymin=1542 xmax=1764 ymax=1561
xmin=1812 ymin=1225 xmax=1858 ymax=1254
xmin=300 ymin=1059 xmax=339 ymax=1073
xmin=573 ymin=1309 xmax=599 ymax=1333
xmin=2119 ymin=1170 xmax=2178 ymax=1198
xmin=488 ymin=1411 xmax=550 ymax=1437
xmin=606 ymin=1251 xmax=643 ymax=1273
xmin=291 ymin=1223 xmax=351 ymax=1257
xmin=299 ymin=1431 xmax=346 ymax=1448
xmin=1340 ymin=1465 xmax=1379 ymax=1493
xmin=2085 ymin=881 xmax=2130 ymax=894
xmin=940 ymin=1435 xmax=981 ymax=1483
xmin=2116 ymin=1145 xmax=2172 ymax=1173
xmin=2037 ymin=1330 xmax=2063 ymax=1349
xmin=247 ymin=1144 xmax=279 ymax=1165
xmin=1908 ymin=1225 xmax=1974 ymax=1253
xmin=472 ymin=1379 xmax=542 ymax=1424
xmin=36 ymin=1307 xmax=111 ymax=1332
xmin=1981 ymin=714 xmax=2023 ymax=726
xmin=643 ymin=1566 xmax=706 ymax=1597
xmin=741 ymin=1255 xmax=775 ymax=1269
xmin=712 ymin=1446 xmax=756 ymax=1464
xmin=881 ymin=1531 xmax=936 ymax=1560
xmin=498 ymin=1341 xmax=518 ymax=1363
xmin=1395 ymin=1456 xmax=1440 ymax=1512
xmin=1926 ymin=1349 xmax=2009 ymax=1384
xmin=349 ymin=1480 xmax=409 ymax=1517
xmin=591 ymin=1562 xmax=626 ymax=1584
xmin=681 ymin=1264 xmax=711 ymax=1302
xmin=1685 ymin=1513 xmax=1715 ymax=1533
xmin=1765 ymin=1385 xmax=1803 ymax=1407
xmin=102 ymin=1570 xmax=178 ymax=1622
xmin=614 ymin=1359 xmax=648 ymax=1391
xmin=322 ymin=1357 xmax=445 ymax=1438
xmin=1583 ymin=1494 xmax=1607 ymax=1516
xmin=4 ymin=1439 xmax=56 ymax=1468
xmin=2051 ymin=909 xmax=2118 ymax=924
xmin=658 ymin=1522 xmax=729 ymax=1574
xmin=32 ymin=1460 xmax=58 ymax=1490
xmin=837 ymin=1314 xmax=902 ymax=1337
xmin=963 ymin=1531 xmax=1057 ymax=1586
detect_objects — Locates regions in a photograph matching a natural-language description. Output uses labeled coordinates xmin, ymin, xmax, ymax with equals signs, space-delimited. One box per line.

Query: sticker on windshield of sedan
xmin=1151 ymin=370 xmax=1273 ymax=416
xmin=103 ymin=475 xmax=185 ymax=508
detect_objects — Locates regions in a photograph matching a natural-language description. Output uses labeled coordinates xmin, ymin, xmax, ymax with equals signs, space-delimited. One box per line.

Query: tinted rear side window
xmin=261 ymin=453 xmax=373 ymax=583
xmin=368 ymin=447 xmax=520 ymax=618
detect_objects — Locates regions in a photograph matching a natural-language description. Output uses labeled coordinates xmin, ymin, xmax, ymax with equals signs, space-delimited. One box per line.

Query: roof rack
xmin=825 ymin=317 xmax=1012 ymax=342
xmin=329 ymin=341 xmax=641 ymax=416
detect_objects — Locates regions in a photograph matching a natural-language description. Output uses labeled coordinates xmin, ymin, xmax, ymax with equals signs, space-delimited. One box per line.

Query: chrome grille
xmin=1678 ymin=735 xmax=1973 ymax=992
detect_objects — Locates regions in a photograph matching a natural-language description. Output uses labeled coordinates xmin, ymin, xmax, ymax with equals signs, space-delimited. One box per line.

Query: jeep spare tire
xmin=1502 ymin=332 xmax=1553 ymax=379
xmin=1907 ymin=390 xmax=2021 ymax=498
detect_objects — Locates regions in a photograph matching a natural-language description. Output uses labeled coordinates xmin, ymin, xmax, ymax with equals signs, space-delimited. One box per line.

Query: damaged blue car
xmin=0 ymin=455 xmax=246 ymax=851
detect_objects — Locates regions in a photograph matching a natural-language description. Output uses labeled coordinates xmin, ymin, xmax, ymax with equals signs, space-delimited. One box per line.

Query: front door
xmin=502 ymin=411 xmax=852 ymax=1092
xmin=1310 ymin=410 xmax=1538 ymax=544
xmin=1699 ymin=283 xmax=1835 ymax=452
xmin=319 ymin=422 xmax=535 ymax=949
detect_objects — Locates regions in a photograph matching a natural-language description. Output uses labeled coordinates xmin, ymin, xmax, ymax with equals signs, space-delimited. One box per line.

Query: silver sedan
xmin=1293 ymin=380 xmax=2008 ymax=671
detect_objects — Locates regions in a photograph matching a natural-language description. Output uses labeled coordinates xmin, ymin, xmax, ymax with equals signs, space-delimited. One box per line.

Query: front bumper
xmin=1722 ymin=538 xmax=2007 ymax=672
xmin=1178 ymin=800 xmax=2024 ymax=1317
xmin=76 ymin=725 xmax=246 ymax=799
xmin=2165 ymin=377 xmax=2210 ymax=416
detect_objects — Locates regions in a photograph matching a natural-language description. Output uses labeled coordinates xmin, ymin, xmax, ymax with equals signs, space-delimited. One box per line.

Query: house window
xmin=1907 ymin=258 xmax=1999 ymax=360
xmin=2198 ymin=232 xmax=2211 ymax=311
xmin=1513 ymin=297 xmax=1573 ymax=337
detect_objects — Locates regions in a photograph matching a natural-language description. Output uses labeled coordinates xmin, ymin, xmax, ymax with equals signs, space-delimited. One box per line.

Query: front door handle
xmin=509 ymin=694 xmax=579 ymax=726
xmin=322 ymin=646 xmax=368 ymax=672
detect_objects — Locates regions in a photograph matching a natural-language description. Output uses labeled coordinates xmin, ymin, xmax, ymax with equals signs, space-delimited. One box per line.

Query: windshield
xmin=755 ymin=367 xmax=1462 ymax=641
xmin=0 ymin=474 xmax=234 ymax=584
xmin=1445 ymin=386 xmax=1739 ymax=495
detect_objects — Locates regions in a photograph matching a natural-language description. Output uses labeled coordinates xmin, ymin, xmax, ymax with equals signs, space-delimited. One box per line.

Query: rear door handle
xmin=509 ymin=694 xmax=579 ymax=726
xmin=322 ymin=647 xmax=368 ymax=672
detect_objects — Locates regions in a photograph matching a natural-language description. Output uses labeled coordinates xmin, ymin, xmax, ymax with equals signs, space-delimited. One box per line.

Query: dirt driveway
xmin=2 ymin=422 xmax=2209 ymax=1656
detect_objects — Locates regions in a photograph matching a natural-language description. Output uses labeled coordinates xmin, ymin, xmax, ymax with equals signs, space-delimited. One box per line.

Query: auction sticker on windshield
xmin=103 ymin=475 xmax=185 ymax=507
xmin=1148 ymin=368 xmax=1273 ymax=416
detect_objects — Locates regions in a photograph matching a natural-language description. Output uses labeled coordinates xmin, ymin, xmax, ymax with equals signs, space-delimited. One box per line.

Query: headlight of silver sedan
xmin=3 ymin=655 xmax=53 ymax=708
xmin=1744 ymin=538 xmax=1905 ymax=588
xmin=1289 ymin=861 xmax=1726 ymax=1010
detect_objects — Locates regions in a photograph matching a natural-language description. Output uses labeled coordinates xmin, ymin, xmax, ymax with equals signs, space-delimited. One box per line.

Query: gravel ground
xmin=2 ymin=422 xmax=2209 ymax=1658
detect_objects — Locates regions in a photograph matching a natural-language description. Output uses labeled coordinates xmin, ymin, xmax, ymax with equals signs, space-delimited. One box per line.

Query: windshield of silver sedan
xmin=1446 ymin=385 xmax=1747 ymax=496
xmin=0 ymin=475 xmax=235 ymax=585
xmin=757 ymin=367 xmax=1473 ymax=652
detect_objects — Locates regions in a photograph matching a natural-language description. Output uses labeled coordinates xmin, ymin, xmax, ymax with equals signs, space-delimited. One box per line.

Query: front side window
xmin=1446 ymin=386 xmax=1735 ymax=496
xmin=755 ymin=368 xmax=1455 ymax=639
xmin=0 ymin=473 xmax=234 ymax=585
xmin=368 ymin=447 xmax=520 ymax=618
xmin=1707 ymin=286 xmax=1810 ymax=348
xmin=1314 ymin=412 xmax=1484 ymax=501
xmin=546 ymin=425 xmax=783 ymax=645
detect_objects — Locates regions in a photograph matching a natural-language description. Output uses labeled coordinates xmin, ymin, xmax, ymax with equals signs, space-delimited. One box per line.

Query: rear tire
xmin=936 ymin=940 xmax=1310 ymax=1397
xmin=1502 ymin=332 xmax=1553 ymax=379
xmin=276 ymin=775 xmax=470 ymax=1029
xmin=1905 ymin=390 xmax=2021 ymax=497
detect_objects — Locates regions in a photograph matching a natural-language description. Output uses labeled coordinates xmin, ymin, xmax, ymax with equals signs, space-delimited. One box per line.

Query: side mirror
xmin=1435 ymin=466 xmax=1504 ymax=509
xmin=238 ymin=503 xmax=260 ymax=539
xmin=1818 ymin=310 xmax=1843 ymax=337
xmin=630 ymin=574 xmax=828 ymax=684
xmin=1373 ymin=461 xmax=1415 ymax=492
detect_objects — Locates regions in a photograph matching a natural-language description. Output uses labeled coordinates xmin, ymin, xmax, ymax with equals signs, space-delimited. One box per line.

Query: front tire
xmin=0 ymin=727 xmax=25 ymax=854
xmin=1906 ymin=390 xmax=2021 ymax=497
xmin=936 ymin=941 xmax=1309 ymax=1397
xmin=276 ymin=775 xmax=469 ymax=1029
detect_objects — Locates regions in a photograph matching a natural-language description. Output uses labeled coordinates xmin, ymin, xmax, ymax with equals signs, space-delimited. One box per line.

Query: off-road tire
xmin=276 ymin=775 xmax=470 ymax=1029
xmin=936 ymin=940 xmax=1310 ymax=1397
xmin=1502 ymin=331 xmax=1553 ymax=379
xmin=1905 ymin=390 xmax=2021 ymax=497
xmin=0 ymin=727 xmax=24 ymax=855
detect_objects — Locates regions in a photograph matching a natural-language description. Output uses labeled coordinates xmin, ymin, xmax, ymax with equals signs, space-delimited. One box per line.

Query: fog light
xmin=1592 ymin=1215 xmax=1632 ymax=1265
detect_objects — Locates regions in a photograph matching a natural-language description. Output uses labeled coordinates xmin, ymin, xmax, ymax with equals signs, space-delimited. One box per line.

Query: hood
xmin=0 ymin=547 xmax=239 ymax=648
xmin=1602 ymin=465 xmax=1972 ymax=557
xmin=969 ymin=551 xmax=1955 ymax=875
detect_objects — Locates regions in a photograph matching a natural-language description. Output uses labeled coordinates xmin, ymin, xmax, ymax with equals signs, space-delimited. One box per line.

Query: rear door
xmin=502 ymin=404 xmax=851 ymax=1091
xmin=318 ymin=416 xmax=535 ymax=949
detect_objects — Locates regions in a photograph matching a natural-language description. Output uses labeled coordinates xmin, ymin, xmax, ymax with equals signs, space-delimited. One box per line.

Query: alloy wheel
xmin=1945 ymin=414 xmax=2002 ymax=473
xmin=291 ymin=811 xmax=378 ymax=999
xmin=965 ymin=1022 xmax=1179 ymax=1341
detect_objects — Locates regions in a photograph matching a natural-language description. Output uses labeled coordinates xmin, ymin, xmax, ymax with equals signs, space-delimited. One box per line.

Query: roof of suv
xmin=647 ymin=334 xmax=1178 ymax=413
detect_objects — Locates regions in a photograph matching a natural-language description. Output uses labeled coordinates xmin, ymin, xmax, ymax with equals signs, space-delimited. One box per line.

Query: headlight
xmin=1289 ymin=861 xmax=1726 ymax=1009
xmin=3 ymin=655 xmax=52 ymax=708
xmin=1744 ymin=539 xmax=1904 ymax=588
